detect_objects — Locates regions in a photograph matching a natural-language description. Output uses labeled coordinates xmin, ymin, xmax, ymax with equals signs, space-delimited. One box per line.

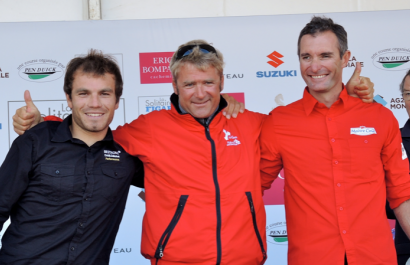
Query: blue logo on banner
xmin=374 ymin=95 xmax=387 ymax=106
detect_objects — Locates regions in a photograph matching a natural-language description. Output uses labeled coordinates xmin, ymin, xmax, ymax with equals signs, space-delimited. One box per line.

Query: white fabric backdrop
xmin=1 ymin=10 xmax=409 ymax=264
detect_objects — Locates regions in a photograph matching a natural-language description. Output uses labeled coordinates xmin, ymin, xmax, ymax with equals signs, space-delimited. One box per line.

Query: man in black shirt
xmin=0 ymin=50 xmax=144 ymax=265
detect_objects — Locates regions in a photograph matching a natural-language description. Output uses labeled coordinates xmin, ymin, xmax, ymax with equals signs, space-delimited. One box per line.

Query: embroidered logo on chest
xmin=350 ymin=126 xmax=377 ymax=136
xmin=223 ymin=129 xmax=241 ymax=146
xmin=104 ymin=150 xmax=121 ymax=161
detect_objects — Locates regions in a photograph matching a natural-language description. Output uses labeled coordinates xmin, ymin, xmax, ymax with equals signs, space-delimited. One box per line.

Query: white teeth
xmin=311 ymin=75 xmax=326 ymax=79
xmin=87 ymin=114 xmax=103 ymax=117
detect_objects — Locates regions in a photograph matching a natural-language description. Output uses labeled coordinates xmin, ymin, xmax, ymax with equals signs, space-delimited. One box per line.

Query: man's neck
xmin=308 ymin=83 xmax=343 ymax=108
xmin=69 ymin=124 xmax=107 ymax=147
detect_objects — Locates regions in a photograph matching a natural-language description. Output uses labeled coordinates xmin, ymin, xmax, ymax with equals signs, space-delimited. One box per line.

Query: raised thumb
xmin=352 ymin=62 xmax=362 ymax=80
xmin=24 ymin=90 xmax=35 ymax=113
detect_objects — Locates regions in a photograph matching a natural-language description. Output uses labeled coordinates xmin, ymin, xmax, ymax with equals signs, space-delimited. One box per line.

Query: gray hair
xmin=170 ymin=40 xmax=224 ymax=83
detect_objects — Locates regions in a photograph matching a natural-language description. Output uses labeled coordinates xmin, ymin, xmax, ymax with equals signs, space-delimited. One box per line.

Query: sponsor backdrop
xmin=0 ymin=9 xmax=409 ymax=264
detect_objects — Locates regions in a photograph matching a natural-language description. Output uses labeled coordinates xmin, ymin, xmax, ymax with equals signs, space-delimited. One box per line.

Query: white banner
xmin=1 ymin=9 xmax=409 ymax=264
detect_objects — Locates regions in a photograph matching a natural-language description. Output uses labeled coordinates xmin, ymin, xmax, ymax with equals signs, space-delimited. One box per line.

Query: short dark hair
xmin=297 ymin=16 xmax=348 ymax=59
xmin=400 ymin=69 xmax=410 ymax=93
xmin=64 ymin=49 xmax=123 ymax=102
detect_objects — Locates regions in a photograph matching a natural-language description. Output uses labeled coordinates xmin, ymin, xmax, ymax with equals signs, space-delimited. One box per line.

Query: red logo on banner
xmin=267 ymin=51 xmax=284 ymax=68
xmin=139 ymin=52 xmax=174 ymax=84
xmin=263 ymin=169 xmax=285 ymax=205
xmin=225 ymin=92 xmax=245 ymax=104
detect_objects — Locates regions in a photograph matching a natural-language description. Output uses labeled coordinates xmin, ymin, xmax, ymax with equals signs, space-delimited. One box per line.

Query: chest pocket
xmin=101 ymin=166 xmax=126 ymax=203
xmin=348 ymin=137 xmax=382 ymax=181
xmin=40 ymin=164 xmax=75 ymax=202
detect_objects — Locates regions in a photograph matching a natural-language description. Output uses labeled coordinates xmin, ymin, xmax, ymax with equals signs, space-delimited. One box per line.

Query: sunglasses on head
xmin=175 ymin=44 xmax=218 ymax=61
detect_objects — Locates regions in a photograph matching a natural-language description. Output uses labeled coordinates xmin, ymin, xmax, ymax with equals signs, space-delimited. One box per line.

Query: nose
xmin=310 ymin=57 xmax=321 ymax=73
xmin=88 ymin=94 xmax=102 ymax=108
xmin=194 ymin=85 xmax=206 ymax=99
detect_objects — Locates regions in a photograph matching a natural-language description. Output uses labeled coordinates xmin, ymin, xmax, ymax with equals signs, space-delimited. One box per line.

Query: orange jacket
xmin=113 ymin=95 xmax=267 ymax=265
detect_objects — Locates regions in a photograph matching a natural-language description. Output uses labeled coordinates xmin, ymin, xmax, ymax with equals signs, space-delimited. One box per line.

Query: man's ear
xmin=342 ymin=50 xmax=351 ymax=68
xmin=66 ymin=93 xmax=73 ymax=109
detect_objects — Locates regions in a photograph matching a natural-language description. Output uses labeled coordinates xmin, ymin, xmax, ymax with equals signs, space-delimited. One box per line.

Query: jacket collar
xmin=51 ymin=114 xmax=114 ymax=143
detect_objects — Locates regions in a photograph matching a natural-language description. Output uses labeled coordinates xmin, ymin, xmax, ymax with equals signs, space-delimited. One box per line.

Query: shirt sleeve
xmin=112 ymin=114 xmax=152 ymax=163
xmin=0 ymin=134 xmax=34 ymax=231
xmin=259 ymin=111 xmax=283 ymax=193
xmin=382 ymin=110 xmax=410 ymax=209
xmin=130 ymin=157 xmax=144 ymax=188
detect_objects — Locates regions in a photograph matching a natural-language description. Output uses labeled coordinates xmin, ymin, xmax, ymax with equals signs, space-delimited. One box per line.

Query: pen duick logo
xmin=266 ymin=221 xmax=288 ymax=245
xmin=371 ymin=48 xmax=410 ymax=71
xmin=139 ymin=52 xmax=174 ymax=84
xmin=0 ymin=68 xmax=9 ymax=78
xmin=17 ymin=59 xmax=65 ymax=82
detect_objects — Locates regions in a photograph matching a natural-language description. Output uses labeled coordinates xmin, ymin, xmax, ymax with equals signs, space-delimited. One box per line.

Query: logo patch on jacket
xmin=223 ymin=129 xmax=241 ymax=146
xmin=350 ymin=126 xmax=377 ymax=136
xmin=104 ymin=150 xmax=121 ymax=161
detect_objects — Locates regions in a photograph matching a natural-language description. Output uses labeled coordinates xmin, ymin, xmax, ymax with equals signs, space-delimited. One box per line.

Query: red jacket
xmin=113 ymin=95 xmax=267 ymax=265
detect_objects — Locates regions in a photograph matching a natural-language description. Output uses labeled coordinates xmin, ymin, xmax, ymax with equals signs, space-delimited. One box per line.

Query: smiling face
xmin=67 ymin=71 xmax=119 ymax=142
xmin=299 ymin=31 xmax=350 ymax=97
xmin=172 ymin=63 xmax=224 ymax=119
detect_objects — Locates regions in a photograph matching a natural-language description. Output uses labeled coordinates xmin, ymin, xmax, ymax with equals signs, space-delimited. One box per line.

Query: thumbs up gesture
xmin=12 ymin=90 xmax=43 ymax=135
xmin=346 ymin=62 xmax=374 ymax=103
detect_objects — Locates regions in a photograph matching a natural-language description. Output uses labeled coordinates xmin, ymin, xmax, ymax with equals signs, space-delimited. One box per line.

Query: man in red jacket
xmin=12 ymin=39 xmax=372 ymax=264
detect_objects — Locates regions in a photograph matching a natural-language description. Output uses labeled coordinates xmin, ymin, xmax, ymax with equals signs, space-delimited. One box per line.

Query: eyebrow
xmin=321 ymin=52 xmax=334 ymax=56
xmin=76 ymin=88 xmax=114 ymax=93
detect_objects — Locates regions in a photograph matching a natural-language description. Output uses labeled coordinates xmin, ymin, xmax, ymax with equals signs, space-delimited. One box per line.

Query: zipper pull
xmin=159 ymin=246 xmax=163 ymax=258
xmin=250 ymin=201 xmax=254 ymax=213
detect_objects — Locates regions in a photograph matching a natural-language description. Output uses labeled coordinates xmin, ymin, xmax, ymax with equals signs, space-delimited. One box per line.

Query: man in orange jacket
xmin=12 ymin=39 xmax=372 ymax=264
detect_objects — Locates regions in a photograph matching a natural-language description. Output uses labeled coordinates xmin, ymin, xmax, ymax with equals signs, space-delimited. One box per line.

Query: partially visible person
xmin=0 ymin=50 xmax=144 ymax=265
xmin=260 ymin=17 xmax=410 ymax=265
xmin=387 ymin=69 xmax=410 ymax=265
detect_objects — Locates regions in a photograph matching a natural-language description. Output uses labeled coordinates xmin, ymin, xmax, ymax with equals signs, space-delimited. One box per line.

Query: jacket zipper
xmin=205 ymin=124 xmax=222 ymax=265
xmin=155 ymin=195 xmax=189 ymax=264
xmin=245 ymin=192 xmax=267 ymax=262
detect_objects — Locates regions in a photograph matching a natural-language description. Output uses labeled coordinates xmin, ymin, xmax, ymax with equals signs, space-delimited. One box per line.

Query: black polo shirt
xmin=0 ymin=115 xmax=143 ymax=265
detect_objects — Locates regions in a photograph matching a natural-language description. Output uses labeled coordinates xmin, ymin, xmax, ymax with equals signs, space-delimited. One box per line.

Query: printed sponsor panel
xmin=17 ymin=59 xmax=66 ymax=83
xmin=265 ymin=205 xmax=288 ymax=264
xmin=139 ymin=52 xmax=174 ymax=84
xmin=263 ymin=169 xmax=285 ymax=206
xmin=0 ymin=67 xmax=10 ymax=79
xmin=256 ymin=50 xmax=298 ymax=79
xmin=371 ymin=48 xmax=410 ymax=71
